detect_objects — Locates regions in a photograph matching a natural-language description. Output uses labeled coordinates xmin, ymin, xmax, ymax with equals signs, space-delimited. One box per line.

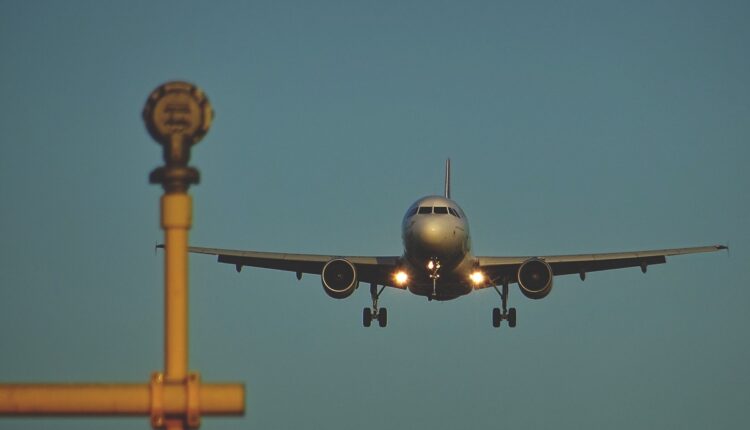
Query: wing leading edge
xmin=186 ymin=244 xmax=725 ymax=290
xmin=188 ymin=246 xmax=402 ymax=287
xmin=477 ymin=244 xmax=727 ymax=286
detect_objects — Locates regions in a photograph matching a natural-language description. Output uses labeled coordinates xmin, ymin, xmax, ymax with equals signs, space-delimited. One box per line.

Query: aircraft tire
xmin=492 ymin=308 xmax=501 ymax=327
xmin=378 ymin=308 xmax=388 ymax=328
xmin=508 ymin=308 xmax=517 ymax=328
xmin=363 ymin=308 xmax=372 ymax=327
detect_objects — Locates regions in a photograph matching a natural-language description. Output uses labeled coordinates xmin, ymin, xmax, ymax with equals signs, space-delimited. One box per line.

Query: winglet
xmin=444 ymin=158 xmax=451 ymax=199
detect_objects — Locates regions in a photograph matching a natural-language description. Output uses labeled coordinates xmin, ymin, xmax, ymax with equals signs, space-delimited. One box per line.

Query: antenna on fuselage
xmin=444 ymin=158 xmax=451 ymax=199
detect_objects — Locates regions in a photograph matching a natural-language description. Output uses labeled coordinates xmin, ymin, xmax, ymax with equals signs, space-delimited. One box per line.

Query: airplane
xmin=187 ymin=159 xmax=726 ymax=328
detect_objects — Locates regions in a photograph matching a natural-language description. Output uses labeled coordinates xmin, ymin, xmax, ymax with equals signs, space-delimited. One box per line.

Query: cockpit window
xmin=417 ymin=206 xmax=432 ymax=214
xmin=433 ymin=206 xmax=448 ymax=214
xmin=406 ymin=206 xmax=418 ymax=217
xmin=448 ymin=208 xmax=461 ymax=218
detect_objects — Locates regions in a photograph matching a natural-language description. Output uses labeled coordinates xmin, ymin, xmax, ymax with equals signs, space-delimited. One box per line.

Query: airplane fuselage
xmin=401 ymin=195 xmax=476 ymax=300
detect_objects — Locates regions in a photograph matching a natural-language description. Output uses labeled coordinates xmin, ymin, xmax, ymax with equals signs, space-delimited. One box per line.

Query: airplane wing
xmin=188 ymin=246 xmax=403 ymax=287
xmin=476 ymin=245 xmax=727 ymax=286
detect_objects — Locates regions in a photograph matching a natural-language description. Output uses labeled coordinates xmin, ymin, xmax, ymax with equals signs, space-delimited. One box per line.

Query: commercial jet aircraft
xmin=188 ymin=160 xmax=726 ymax=328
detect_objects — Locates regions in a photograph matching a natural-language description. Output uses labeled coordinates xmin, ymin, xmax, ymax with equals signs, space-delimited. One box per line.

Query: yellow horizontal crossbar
xmin=0 ymin=383 xmax=244 ymax=416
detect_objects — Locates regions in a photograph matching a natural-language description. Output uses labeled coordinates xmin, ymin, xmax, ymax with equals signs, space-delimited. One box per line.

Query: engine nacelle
xmin=517 ymin=258 xmax=554 ymax=300
xmin=321 ymin=258 xmax=358 ymax=299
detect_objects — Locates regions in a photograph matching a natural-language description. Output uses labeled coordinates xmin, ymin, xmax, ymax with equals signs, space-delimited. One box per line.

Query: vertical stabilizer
xmin=444 ymin=158 xmax=451 ymax=199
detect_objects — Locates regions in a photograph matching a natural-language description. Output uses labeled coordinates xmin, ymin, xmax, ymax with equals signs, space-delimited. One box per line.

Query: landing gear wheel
xmin=492 ymin=308 xmax=501 ymax=327
xmin=378 ymin=308 xmax=388 ymax=327
xmin=508 ymin=308 xmax=517 ymax=328
xmin=491 ymin=279 xmax=517 ymax=329
xmin=363 ymin=307 xmax=372 ymax=327
xmin=366 ymin=283 xmax=389 ymax=327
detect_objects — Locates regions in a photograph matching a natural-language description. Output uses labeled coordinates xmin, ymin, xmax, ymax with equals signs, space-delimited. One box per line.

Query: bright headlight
xmin=469 ymin=271 xmax=485 ymax=285
xmin=394 ymin=271 xmax=409 ymax=285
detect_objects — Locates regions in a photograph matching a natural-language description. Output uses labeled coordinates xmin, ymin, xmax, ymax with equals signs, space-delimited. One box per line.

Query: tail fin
xmin=444 ymin=158 xmax=451 ymax=199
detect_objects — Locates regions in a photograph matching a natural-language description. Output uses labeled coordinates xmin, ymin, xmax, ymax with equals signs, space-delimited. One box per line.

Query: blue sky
xmin=0 ymin=1 xmax=748 ymax=429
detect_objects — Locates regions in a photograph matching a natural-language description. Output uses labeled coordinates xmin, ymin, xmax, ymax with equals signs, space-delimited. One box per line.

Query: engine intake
xmin=321 ymin=258 xmax=358 ymax=299
xmin=517 ymin=258 xmax=554 ymax=300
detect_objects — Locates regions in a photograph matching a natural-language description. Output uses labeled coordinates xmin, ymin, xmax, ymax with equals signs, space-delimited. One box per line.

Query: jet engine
xmin=517 ymin=258 xmax=554 ymax=300
xmin=321 ymin=258 xmax=358 ymax=299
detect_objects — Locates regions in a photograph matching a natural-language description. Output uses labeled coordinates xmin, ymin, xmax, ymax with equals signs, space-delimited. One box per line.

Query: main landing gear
xmin=363 ymin=283 xmax=387 ymax=328
xmin=491 ymin=279 xmax=517 ymax=328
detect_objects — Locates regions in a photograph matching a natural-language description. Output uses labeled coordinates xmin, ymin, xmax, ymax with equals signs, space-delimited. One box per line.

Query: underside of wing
xmin=188 ymin=246 xmax=402 ymax=287
xmin=476 ymin=244 xmax=727 ymax=286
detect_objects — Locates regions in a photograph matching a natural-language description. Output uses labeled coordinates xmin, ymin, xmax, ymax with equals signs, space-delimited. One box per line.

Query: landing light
xmin=394 ymin=271 xmax=409 ymax=286
xmin=469 ymin=271 xmax=485 ymax=285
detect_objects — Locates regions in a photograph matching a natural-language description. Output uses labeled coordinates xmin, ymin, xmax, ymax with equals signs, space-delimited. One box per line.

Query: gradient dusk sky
xmin=1 ymin=1 xmax=748 ymax=429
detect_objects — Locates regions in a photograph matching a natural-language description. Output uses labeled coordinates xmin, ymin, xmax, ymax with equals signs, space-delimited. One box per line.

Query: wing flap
xmin=550 ymin=255 xmax=666 ymax=277
xmin=478 ymin=245 xmax=725 ymax=267
xmin=477 ymin=244 xmax=726 ymax=286
xmin=189 ymin=246 xmax=401 ymax=287
xmin=217 ymin=254 xmax=324 ymax=274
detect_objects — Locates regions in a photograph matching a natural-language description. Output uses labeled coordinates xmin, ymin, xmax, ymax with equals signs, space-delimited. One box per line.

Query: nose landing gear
xmin=363 ymin=283 xmax=387 ymax=327
xmin=427 ymin=259 xmax=441 ymax=298
xmin=491 ymin=278 xmax=517 ymax=328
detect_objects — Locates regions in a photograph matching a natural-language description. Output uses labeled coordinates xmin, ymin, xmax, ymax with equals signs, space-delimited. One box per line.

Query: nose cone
xmin=406 ymin=217 xmax=461 ymax=261
xmin=416 ymin=219 xmax=449 ymax=249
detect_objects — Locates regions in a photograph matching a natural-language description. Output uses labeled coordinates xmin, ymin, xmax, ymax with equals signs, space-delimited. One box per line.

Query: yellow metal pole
xmin=162 ymin=189 xmax=191 ymax=430
xmin=146 ymin=82 xmax=212 ymax=430
xmin=0 ymin=81 xmax=245 ymax=429
xmin=162 ymin=192 xmax=191 ymax=381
